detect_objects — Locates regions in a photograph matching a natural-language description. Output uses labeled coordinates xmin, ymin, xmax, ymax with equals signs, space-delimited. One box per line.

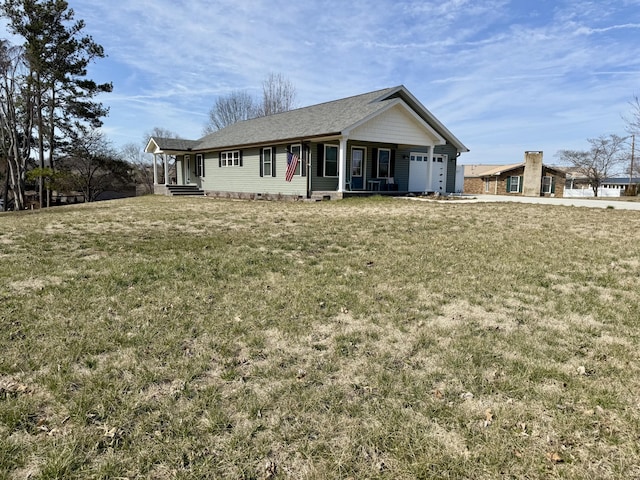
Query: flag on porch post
xmin=285 ymin=150 xmax=299 ymax=182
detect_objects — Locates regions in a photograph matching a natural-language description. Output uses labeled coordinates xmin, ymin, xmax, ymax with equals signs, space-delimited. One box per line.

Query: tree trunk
xmin=2 ymin=159 xmax=9 ymax=210
xmin=36 ymin=71 xmax=44 ymax=208
xmin=47 ymin=86 xmax=56 ymax=208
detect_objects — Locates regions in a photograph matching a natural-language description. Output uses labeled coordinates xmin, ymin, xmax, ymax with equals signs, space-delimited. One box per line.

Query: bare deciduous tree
xmin=0 ymin=39 xmax=32 ymax=211
xmin=121 ymin=142 xmax=154 ymax=195
xmin=625 ymin=95 xmax=640 ymax=135
xmin=58 ymin=126 xmax=132 ymax=202
xmin=203 ymin=74 xmax=296 ymax=133
xmin=557 ymin=134 xmax=628 ymax=196
xmin=257 ymin=73 xmax=296 ymax=117
xmin=203 ymin=90 xmax=256 ymax=134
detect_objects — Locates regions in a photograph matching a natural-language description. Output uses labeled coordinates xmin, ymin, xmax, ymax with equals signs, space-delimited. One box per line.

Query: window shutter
xmin=259 ymin=149 xmax=264 ymax=177
xmin=272 ymin=147 xmax=277 ymax=177
xmin=201 ymin=156 xmax=205 ymax=177
xmin=390 ymin=149 xmax=396 ymax=178
xmin=519 ymin=176 xmax=523 ymax=193
xmin=506 ymin=177 xmax=510 ymax=192
xmin=301 ymin=144 xmax=306 ymax=177
xmin=218 ymin=152 xmax=222 ymax=168
xmin=239 ymin=150 xmax=243 ymax=167
xmin=317 ymin=143 xmax=324 ymax=177
xmin=551 ymin=176 xmax=556 ymax=194
xmin=372 ymin=148 xmax=378 ymax=178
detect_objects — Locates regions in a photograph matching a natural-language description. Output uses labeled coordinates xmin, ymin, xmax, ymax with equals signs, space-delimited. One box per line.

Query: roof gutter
xmin=190 ymin=132 xmax=343 ymax=153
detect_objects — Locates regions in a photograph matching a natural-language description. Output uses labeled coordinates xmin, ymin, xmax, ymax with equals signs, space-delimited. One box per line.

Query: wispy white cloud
xmin=1 ymin=0 xmax=637 ymax=162
xmin=572 ymin=23 xmax=640 ymax=35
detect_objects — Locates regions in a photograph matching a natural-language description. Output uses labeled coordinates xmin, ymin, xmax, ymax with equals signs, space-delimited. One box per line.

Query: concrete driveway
xmin=463 ymin=194 xmax=640 ymax=210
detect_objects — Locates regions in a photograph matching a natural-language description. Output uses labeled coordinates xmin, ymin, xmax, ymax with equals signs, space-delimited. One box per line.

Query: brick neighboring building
xmin=463 ymin=151 xmax=566 ymax=198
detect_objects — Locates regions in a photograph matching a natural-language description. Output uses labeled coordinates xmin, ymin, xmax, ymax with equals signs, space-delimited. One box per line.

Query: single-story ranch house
xmin=463 ymin=151 xmax=566 ymax=197
xmin=145 ymin=86 xmax=469 ymax=200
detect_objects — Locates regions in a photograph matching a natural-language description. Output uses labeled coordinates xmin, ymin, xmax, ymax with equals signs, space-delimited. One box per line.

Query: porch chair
xmin=384 ymin=177 xmax=398 ymax=191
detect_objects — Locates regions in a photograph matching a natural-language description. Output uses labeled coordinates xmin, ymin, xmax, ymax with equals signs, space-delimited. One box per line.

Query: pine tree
xmin=1 ymin=0 xmax=112 ymax=207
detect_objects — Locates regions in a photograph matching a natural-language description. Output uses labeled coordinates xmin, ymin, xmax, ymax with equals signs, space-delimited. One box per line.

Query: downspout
xmin=305 ymin=143 xmax=311 ymax=199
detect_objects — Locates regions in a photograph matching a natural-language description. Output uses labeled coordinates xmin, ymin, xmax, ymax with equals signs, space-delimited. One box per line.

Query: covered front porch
xmin=145 ymin=137 xmax=201 ymax=194
xmin=308 ymin=136 xmax=459 ymax=200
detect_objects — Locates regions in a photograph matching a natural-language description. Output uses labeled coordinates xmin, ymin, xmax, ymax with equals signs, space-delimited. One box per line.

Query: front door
xmin=408 ymin=152 xmax=429 ymax=192
xmin=429 ymin=154 xmax=447 ymax=193
xmin=351 ymin=147 xmax=365 ymax=190
xmin=184 ymin=154 xmax=191 ymax=184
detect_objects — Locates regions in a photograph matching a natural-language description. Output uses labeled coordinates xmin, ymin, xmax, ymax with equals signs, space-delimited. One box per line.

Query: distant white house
xmin=562 ymin=170 xmax=640 ymax=197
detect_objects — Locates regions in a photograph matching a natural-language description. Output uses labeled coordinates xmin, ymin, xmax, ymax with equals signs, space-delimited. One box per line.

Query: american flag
xmin=285 ymin=150 xmax=299 ymax=182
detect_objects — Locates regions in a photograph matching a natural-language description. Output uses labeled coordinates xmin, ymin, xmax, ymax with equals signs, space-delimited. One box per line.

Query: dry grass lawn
xmin=1 ymin=195 xmax=640 ymax=479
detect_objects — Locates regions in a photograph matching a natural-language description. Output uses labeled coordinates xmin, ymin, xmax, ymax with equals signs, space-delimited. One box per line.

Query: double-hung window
xmin=542 ymin=176 xmax=553 ymax=194
xmin=324 ymin=145 xmax=338 ymax=177
xmin=509 ymin=175 xmax=521 ymax=193
xmin=261 ymin=147 xmax=272 ymax=177
xmin=196 ymin=154 xmax=205 ymax=177
xmin=290 ymin=144 xmax=302 ymax=176
xmin=221 ymin=150 xmax=240 ymax=167
xmin=378 ymin=148 xmax=391 ymax=178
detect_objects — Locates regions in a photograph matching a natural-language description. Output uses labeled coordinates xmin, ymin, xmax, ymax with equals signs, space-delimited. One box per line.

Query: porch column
xmin=338 ymin=137 xmax=347 ymax=193
xmin=153 ymin=153 xmax=158 ymax=185
xmin=163 ymin=153 xmax=169 ymax=185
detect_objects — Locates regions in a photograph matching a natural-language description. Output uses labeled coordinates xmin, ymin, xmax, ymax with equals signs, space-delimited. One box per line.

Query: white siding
xmin=350 ymin=104 xmax=438 ymax=146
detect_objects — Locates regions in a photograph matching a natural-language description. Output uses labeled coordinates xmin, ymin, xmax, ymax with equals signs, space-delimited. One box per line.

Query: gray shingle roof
xmin=149 ymin=86 xmax=468 ymax=153
xmin=464 ymin=163 xmax=567 ymax=177
xmin=464 ymin=163 xmax=524 ymax=177
xmin=195 ymin=87 xmax=398 ymax=150
xmin=151 ymin=138 xmax=201 ymax=151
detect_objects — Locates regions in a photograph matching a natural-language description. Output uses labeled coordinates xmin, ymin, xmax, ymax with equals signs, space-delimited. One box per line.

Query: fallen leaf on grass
xmin=262 ymin=460 xmax=277 ymax=480
xmin=484 ymin=408 xmax=493 ymax=427
xmin=518 ymin=422 xmax=528 ymax=436
xmin=547 ymin=452 xmax=563 ymax=463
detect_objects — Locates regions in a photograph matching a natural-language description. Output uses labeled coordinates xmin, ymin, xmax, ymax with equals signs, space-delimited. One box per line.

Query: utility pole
xmin=630 ymin=134 xmax=635 ymax=192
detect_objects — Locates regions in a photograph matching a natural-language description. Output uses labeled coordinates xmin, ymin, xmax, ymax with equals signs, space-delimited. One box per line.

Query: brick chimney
xmin=522 ymin=151 xmax=543 ymax=197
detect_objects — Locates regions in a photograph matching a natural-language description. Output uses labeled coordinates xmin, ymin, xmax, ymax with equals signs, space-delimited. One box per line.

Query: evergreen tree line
xmin=0 ymin=0 xmax=299 ymax=211
xmin=0 ymin=0 xmax=130 ymax=210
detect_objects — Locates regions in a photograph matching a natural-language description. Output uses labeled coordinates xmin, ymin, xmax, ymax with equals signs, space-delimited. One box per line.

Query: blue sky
xmin=3 ymin=0 xmax=640 ymax=164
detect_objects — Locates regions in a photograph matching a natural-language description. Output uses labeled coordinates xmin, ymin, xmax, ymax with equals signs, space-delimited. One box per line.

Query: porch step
xmin=167 ymin=185 xmax=205 ymax=196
